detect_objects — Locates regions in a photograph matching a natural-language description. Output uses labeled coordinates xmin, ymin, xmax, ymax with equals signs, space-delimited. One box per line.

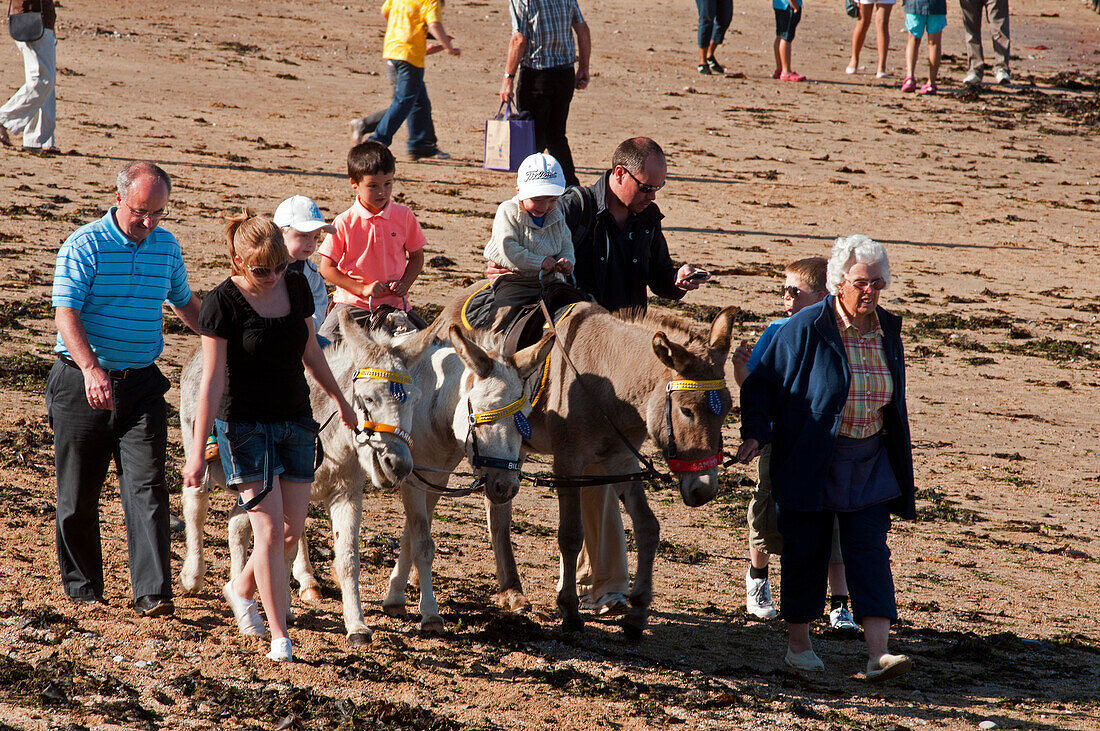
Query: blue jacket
xmin=739 ymin=296 xmax=916 ymax=519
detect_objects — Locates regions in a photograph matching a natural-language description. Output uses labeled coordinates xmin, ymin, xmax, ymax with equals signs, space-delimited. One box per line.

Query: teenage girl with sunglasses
xmin=183 ymin=212 xmax=356 ymax=662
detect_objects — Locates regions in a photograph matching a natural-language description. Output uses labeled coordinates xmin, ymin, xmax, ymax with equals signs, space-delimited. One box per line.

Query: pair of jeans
xmin=0 ymin=28 xmax=56 ymax=148
xmin=46 ymin=359 xmax=173 ymax=601
xmin=515 ymin=65 xmax=578 ymax=187
xmin=696 ymin=0 xmax=734 ymax=47
xmin=369 ymin=59 xmax=438 ymax=155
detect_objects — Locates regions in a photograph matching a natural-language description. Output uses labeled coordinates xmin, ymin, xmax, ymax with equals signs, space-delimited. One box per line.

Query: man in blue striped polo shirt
xmin=46 ymin=161 xmax=200 ymax=617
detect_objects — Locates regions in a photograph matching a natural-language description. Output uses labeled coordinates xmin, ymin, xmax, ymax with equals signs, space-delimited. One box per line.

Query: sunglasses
xmin=621 ymin=167 xmax=664 ymax=194
xmin=247 ymin=261 xmax=289 ymax=278
xmin=782 ymin=285 xmax=818 ymax=298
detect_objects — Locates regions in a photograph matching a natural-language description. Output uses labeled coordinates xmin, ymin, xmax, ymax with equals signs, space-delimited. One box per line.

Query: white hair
xmin=826 ymin=234 xmax=890 ymax=294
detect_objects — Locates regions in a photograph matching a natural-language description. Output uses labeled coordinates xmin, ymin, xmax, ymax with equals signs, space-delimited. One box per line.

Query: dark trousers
xmin=777 ymin=501 xmax=897 ymax=624
xmin=696 ymin=0 xmax=734 ymax=47
xmin=370 ymin=59 xmax=438 ymax=154
xmin=46 ymin=360 xmax=173 ymax=601
xmin=515 ymin=65 xmax=578 ymax=187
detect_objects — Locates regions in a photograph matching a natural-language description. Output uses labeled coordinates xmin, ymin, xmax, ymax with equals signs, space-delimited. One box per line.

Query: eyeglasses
xmin=844 ymin=277 xmax=887 ymax=292
xmin=247 ymin=261 xmax=289 ymax=278
xmin=119 ymin=200 xmax=170 ymax=222
xmin=621 ymin=167 xmax=664 ymax=194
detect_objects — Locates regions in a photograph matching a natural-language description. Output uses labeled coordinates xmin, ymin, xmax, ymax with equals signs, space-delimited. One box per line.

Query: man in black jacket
xmin=487 ymin=137 xmax=708 ymax=615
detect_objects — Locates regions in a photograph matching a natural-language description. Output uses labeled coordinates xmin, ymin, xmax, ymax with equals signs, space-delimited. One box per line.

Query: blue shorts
xmin=215 ymin=418 xmax=319 ymax=490
xmin=905 ymin=12 xmax=946 ymax=37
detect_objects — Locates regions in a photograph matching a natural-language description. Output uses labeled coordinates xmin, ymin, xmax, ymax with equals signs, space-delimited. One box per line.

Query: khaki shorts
xmin=747 ymin=444 xmax=844 ymax=563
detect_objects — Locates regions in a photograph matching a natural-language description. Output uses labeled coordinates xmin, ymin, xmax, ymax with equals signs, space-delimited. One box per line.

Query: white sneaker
xmin=963 ymin=68 xmax=983 ymax=86
xmin=267 ymin=637 xmax=293 ymax=662
xmin=785 ymin=648 xmax=825 ymax=672
xmin=829 ymin=605 xmax=859 ymax=632
xmin=745 ymin=570 xmax=778 ymax=619
xmin=223 ymin=581 xmax=265 ymax=637
xmin=993 ymin=67 xmax=1011 ymax=85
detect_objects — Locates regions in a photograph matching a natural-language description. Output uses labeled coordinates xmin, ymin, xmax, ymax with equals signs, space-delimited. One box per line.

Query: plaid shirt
xmin=835 ymin=299 xmax=894 ymax=439
xmin=509 ymin=0 xmax=585 ymax=70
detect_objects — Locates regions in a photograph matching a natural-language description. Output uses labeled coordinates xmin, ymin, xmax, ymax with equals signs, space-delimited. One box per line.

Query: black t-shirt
xmin=198 ymin=271 xmax=315 ymax=423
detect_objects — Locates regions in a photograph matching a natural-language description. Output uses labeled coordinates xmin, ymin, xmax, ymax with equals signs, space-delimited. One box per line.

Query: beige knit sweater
xmin=484 ymin=196 xmax=574 ymax=277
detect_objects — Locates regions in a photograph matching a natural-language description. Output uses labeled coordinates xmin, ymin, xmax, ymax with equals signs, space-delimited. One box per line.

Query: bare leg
xmin=864 ymin=616 xmax=891 ymax=661
xmin=905 ymin=33 xmax=921 ymax=79
xmin=773 ymin=37 xmax=783 ymax=77
xmin=926 ymin=31 xmax=942 ymax=84
xmin=875 ymin=4 xmax=893 ymax=74
xmin=780 ymin=40 xmax=794 ymax=75
xmin=827 ymin=561 xmax=848 ymax=596
xmin=850 ymin=5 xmax=874 ymax=69
xmin=788 ymin=622 xmax=812 ymax=654
xmin=749 ymin=544 xmax=770 ymax=570
xmin=235 ymin=478 xmax=290 ymax=641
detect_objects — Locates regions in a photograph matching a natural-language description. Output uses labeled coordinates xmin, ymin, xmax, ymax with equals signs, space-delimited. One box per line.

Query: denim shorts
xmin=214 ymin=417 xmax=319 ymax=489
xmin=905 ymin=12 xmax=946 ymax=37
xmin=774 ymin=6 xmax=802 ymax=42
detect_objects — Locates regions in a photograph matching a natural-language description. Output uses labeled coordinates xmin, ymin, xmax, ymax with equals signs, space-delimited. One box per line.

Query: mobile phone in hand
xmin=682 ymin=270 xmax=710 ymax=284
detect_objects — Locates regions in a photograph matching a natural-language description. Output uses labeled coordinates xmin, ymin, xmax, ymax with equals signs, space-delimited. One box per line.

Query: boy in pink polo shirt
xmin=317 ymin=141 xmax=427 ymax=341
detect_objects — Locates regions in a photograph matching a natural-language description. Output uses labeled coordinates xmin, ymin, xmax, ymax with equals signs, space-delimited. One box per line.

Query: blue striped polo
xmin=52 ymin=208 xmax=192 ymax=370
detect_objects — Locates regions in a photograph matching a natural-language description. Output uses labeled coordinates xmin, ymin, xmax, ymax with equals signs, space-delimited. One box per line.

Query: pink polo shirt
xmin=319 ymin=197 xmax=427 ymax=310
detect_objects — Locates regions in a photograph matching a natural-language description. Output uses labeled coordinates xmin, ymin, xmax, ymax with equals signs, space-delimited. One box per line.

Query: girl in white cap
xmin=484 ymin=152 xmax=576 ymax=325
xmin=273 ymin=195 xmax=337 ymax=335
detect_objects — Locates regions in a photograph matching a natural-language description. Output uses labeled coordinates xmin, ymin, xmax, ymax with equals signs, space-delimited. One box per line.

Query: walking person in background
xmin=847 ymin=0 xmax=895 ymax=78
xmin=357 ymin=0 xmax=459 ymax=161
xmin=959 ymin=0 xmax=1009 ymax=85
xmin=772 ymin=0 xmax=806 ymax=82
xmin=694 ymin=0 xmax=734 ymax=75
xmin=900 ymin=0 xmax=945 ymax=94
xmin=0 ymin=0 xmax=57 ymax=152
xmin=500 ymin=0 xmax=590 ymax=187
xmin=183 ymin=213 xmax=356 ymax=662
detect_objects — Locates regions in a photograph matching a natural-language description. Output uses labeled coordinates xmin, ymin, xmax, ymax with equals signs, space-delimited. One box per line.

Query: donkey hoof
xmin=347 ymin=630 xmax=373 ymax=648
xmin=560 ymin=615 xmax=585 ymax=634
xmin=382 ymin=603 xmax=408 ymax=619
xmin=495 ymin=589 xmax=531 ymax=614
xmin=419 ymin=617 xmax=445 ymax=636
xmin=299 ymin=587 xmax=323 ymax=605
xmin=621 ymin=621 xmax=645 ymax=641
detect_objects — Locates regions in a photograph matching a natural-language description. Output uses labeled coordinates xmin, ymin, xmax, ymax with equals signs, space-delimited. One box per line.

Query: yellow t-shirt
xmin=382 ymin=0 xmax=443 ymax=68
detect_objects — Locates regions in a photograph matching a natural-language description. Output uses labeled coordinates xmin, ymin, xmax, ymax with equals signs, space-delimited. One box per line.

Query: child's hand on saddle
xmin=541 ymin=256 xmax=557 ymax=272
xmin=555 ymin=259 xmax=574 ymax=275
xmin=388 ymin=280 xmax=409 ymax=297
xmin=362 ymin=281 xmax=389 ymax=298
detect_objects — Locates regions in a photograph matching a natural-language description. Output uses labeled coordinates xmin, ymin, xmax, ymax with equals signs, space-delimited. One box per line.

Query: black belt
xmin=58 ymin=354 xmax=154 ymax=380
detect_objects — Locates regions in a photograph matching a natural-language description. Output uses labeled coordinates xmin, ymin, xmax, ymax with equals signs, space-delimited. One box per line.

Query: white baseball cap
xmin=516 ymin=153 xmax=566 ymax=201
xmin=273 ymin=195 xmax=337 ymax=234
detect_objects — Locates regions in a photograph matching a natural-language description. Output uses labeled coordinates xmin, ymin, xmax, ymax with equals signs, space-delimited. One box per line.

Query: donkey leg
xmin=619 ymin=482 xmax=660 ymax=640
xmin=555 ymin=485 xmax=585 ymax=632
xmin=293 ymin=531 xmax=323 ymax=605
xmin=329 ymin=486 xmax=373 ymax=646
xmin=179 ymin=483 xmax=210 ymax=594
xmin=227 ymin=503 xmax=251 ymax=585
xmin=383 ymin=484 xmax=419 ymax=618
xmin=415 ymin=492 xmax=444 ymax=635
xmin=486 ymin=497 xmax=528 ymax=613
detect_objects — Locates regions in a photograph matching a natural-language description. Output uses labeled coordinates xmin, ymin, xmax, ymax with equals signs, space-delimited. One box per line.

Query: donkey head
xmin=337 ymin=310 xmax=422 ymax=489
xmin=450 ymin=325 xmax=555 ymax=505
xmin=649 ymin=307 xmax=736 ymax=507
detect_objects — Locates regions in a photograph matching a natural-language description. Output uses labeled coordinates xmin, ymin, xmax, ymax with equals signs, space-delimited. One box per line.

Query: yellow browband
xmin=357 ymin=420 xmax=413 ymax=446
xmin=666 ymin=379 xmax=727 ymax=393
xmin=470 ymin=396 xmax=527 ymax=426
xmin=354 ymin=368 xmax=412 ymax=384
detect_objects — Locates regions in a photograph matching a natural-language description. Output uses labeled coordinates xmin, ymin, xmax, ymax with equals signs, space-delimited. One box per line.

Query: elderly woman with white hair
xmin=737 ymin=235 xmax=915 ymax=682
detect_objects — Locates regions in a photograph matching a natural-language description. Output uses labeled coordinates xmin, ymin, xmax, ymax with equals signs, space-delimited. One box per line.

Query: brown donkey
xmin=442 ymin=294 xmax=736 ymax=637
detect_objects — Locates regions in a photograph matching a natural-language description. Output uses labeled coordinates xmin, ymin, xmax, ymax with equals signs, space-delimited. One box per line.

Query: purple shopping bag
xmin=484 ymin=101 xmax=536 ymax=172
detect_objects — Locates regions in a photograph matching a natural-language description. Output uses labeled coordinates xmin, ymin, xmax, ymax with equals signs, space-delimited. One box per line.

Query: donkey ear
xmin=513 ymin=331 xmax=555 ymax=379
xmin=339 ymin=308 xmax=374 ymax=351
xmin=392 ymin=327 xmax=434 ymax=365
xmin=449 ymin=325 xmax=494 ymax=378
xmin=652 ymin=332 xmax=694 ymax=374
xmin=708 ymin=306 xmax=737 ymax=358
